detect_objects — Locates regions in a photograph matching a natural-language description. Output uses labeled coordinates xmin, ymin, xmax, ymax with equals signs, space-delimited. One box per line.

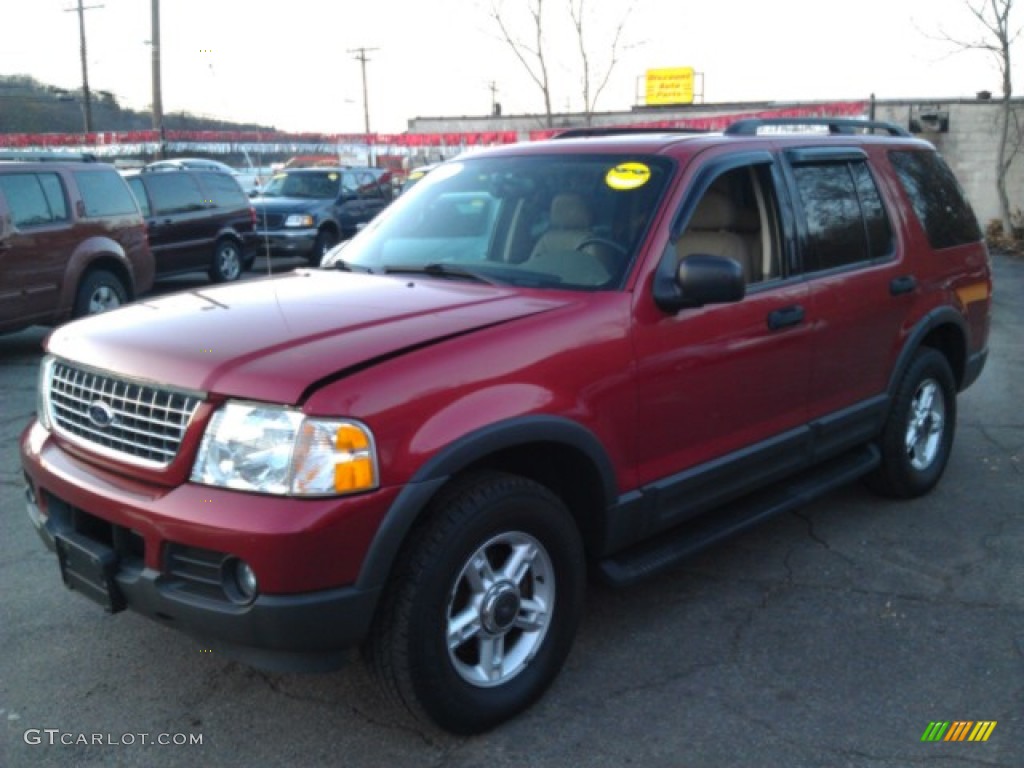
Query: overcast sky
xmin=0 ymin=0 xmax=1018 ymax=134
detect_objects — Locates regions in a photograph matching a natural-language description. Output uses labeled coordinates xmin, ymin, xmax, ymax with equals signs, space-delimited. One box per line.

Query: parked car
xmin=0 ymin=155 xmax=153 ymax=334
xmin=21 ymin=119 xmax=991 ymax=734
xmin=399 ymin=162 xmax=439 ymax=194
xmin=251 ymin=166 xmax=393 ymax=264
xmin=145 ymin=157 xmax=268 ymax=196
xmin=124 ymin=166 xmax=258 ymax=282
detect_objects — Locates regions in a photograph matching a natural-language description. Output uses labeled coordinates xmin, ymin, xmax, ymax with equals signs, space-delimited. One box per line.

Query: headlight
xmin=37 ymin=355 xmax=56 ymax=431
xmin=283 ymin=214 xmax=314 ymax=228
xmin=190 ymin=402 xmax=378 ymax=496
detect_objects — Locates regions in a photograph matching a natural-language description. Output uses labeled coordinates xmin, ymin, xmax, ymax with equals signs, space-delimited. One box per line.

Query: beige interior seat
xmin=674 ymin=191 xmax=753 ymax=282
xmin=526 ymin=193 xmax=611 ymax=286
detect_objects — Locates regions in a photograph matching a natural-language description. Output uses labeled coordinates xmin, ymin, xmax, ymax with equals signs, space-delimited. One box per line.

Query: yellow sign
xmin=645 ymin=67 xmax=695 ymax=106
xmin=606 ymin=162 xmax=651 ymax=191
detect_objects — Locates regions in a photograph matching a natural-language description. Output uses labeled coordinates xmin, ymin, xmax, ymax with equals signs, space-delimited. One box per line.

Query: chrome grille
xmin=48 ymin=361 xmax=202 ymax=467
xmin=257 ymin=211 xmax=285 ymax=230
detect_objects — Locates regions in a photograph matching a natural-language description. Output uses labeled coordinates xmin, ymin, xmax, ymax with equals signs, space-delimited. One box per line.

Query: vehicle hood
xmin=47 ymin=270 xmax=570 ymax=404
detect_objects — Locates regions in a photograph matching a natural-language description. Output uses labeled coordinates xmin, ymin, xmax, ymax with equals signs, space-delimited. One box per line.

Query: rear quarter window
xmin=197 ymin=171 xmax=247 ymax=208
xmin=888 ymin=150 xmax=982 ymax=249
xmin=73 ymin=169 xmax=140 ymax=217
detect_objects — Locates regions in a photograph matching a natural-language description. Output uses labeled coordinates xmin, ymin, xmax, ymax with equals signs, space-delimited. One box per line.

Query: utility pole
xmin=489 ymin=81 xmax=501 ymax=116
xmin=150 ymin=0 xmax=165 ymax=158
xmin=348 ymin=47 xmax=379 ymax=164
xmin=65 ymin=0 xmax=103 ymax=134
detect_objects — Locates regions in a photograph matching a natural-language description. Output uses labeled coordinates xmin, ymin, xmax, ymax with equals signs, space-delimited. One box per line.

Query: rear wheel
xmin=866 ymin=348 xmax=956 ymax=498
xmin=367 ymin=471 xmax=585 ymax=734
xmin=209 ymin=238 xmax=243 ymax=282
xmin=72 ymin=270 xmax=128 ymax=318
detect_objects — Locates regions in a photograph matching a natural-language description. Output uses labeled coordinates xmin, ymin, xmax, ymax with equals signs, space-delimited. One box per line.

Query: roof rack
xmin=724 ymin=118 xmax=910 ymax=137
xmin=0 ymin=150 xmax=99 ymax=162
xmin=554 ymin=126 xmax=709 ymax=139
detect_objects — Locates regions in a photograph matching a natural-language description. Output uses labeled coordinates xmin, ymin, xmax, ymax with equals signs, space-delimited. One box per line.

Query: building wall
xmin=872 ymin=100 xmax=1024 ymax=230
xmin=410 ymin=98 xmax=1024 ymax=227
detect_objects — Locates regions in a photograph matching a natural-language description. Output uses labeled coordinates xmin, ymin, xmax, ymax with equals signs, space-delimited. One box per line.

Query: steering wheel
xmin=575 ymin=237 xmax=628 ymax=256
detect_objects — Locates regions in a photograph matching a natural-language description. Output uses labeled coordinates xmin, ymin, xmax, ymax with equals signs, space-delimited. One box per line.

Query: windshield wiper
xmin=326 ymin=258 xmax=374 ymax=274
xmin=382 ymin=263 xmax=500 ymax=285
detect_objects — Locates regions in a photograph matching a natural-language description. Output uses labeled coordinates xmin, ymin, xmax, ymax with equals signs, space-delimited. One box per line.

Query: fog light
xmin=25 ymin=482 xmax=47 ymax=529
xmin=225 ymin=558 xmax=258 ymax=603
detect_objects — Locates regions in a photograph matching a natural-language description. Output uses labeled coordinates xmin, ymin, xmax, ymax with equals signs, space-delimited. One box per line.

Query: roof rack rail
xmin=0 ymin=150 xmax=99 ymax=162
xmin=554 ymin=126 xmax=709 ymax=139
xmin=724 ymin=118 xmax=910 ymax=137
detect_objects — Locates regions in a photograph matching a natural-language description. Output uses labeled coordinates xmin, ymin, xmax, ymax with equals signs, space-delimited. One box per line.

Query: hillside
xmin=0 ymin=74 xmax=276 ymax=135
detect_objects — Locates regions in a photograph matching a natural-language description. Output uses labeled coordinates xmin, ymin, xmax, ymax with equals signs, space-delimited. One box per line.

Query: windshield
xmin=260 ymin=170 xmax=341 ymax=199
xmin=325 ymin=153 xmax=673 ymax=290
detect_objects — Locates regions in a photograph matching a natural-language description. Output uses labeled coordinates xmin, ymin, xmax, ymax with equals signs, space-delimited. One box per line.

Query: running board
xmin=597 ymin=445 xmax=880 ymax=587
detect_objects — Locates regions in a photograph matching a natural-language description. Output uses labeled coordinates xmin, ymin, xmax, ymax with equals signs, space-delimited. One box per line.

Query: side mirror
xmin=653 ymin=253 xmax=745 ymax=313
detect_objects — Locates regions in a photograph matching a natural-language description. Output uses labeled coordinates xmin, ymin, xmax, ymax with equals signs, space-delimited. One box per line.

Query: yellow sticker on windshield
xmin=328 ymin=173 xmax=339 ymax=181
xmin=606 ymin=162 xmax=651 ymax=190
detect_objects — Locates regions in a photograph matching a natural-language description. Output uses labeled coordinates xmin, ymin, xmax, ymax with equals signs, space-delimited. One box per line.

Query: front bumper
xmin=21 ymin=420 xmax=401 ymax=668
xmin=254 ymin=228 xmax=316 ymax=257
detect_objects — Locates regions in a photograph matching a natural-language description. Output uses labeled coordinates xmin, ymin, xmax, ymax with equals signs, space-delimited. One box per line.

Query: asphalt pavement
xmin=1 ymin=255 xmax=1021 ymax=767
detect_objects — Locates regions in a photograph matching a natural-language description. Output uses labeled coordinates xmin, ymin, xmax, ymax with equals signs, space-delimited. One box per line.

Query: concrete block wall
xmin=873 ymin=100 xmax=1024 ymax=229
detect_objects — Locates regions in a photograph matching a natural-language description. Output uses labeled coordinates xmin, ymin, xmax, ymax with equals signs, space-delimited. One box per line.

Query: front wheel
xmin=311 ymin=230 xmax=338 ymax=265
xmin=865 ymin=348 xmax=957 ymax=498
xmin=367 ymin=471 xmax=585 ymax=734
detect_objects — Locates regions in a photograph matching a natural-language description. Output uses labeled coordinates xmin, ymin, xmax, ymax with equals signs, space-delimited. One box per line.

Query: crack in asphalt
xmin=250 ymin=669 xmax=444 ymax=748
xmin=792 ymin=509 xmax=860 ymax=569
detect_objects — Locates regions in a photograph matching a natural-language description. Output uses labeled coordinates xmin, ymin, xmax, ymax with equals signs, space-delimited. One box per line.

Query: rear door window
xmin=888 ymin=150 xmax=982 ymax=249
xmin=791 ymin=158 xmax=894 ymax=272
xmin=73 ymin=169 xmax=139 ymax=217
xmin=0 ymin=172 xmax=69 ymax=226
xmin=143 ymin=173 xmax=206 ymax=215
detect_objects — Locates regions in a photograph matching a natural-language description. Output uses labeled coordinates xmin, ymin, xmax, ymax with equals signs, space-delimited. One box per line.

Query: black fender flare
xmin=887 ymin=307 xmax=969 ymax=395
xmin=354 ymin=415 xmax=618 ymax=592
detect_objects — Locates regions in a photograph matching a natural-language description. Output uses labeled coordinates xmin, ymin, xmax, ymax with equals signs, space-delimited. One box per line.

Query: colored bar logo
xmin=921 ymin=721 xmax=997 ymax=742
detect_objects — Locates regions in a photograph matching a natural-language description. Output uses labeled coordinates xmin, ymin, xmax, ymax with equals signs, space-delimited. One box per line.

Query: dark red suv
xmin=20 ymin=119 xmax=991 ymax=734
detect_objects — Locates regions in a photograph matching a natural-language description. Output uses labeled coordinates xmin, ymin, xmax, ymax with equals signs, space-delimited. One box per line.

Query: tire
xmin=72 ymin=269 xmax=128 ymax=319
xmin=367 ymin=471 xmax=585 ymax=734
xmin=311 ymin=230 xmax=338 ymax=265
xmin=209 ymin=238 xmax=243 ymax=282
xmin=865 ymin=348 xmax=957 ymax=498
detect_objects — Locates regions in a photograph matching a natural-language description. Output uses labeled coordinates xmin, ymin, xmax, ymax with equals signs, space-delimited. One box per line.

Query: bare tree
xmin=486 ymin=0 xmax=639 ymax=128
xmin=487 ymin=0 xmax=554 ymax=127
xmin=938 ymin=0 xmax=1022 ymax=235
xmin=568 ymin=0 xmax=635 ymax=125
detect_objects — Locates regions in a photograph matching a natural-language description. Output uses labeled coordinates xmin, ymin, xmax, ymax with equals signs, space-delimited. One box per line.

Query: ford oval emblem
xmin=87 ymin=401 xmax=116 ymax=429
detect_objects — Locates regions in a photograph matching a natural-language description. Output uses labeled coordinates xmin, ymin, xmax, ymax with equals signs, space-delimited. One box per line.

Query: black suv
xmin=124 ymin=167 xmax=258 ymax=283
xmin=0 ymin=155 xmax=153 ymax=334
xmin=251 ymin=166 xmax=392 ymax=264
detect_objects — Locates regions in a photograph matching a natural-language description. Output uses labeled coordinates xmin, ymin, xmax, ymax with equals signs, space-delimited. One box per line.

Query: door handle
xmin=890 ymin=275 xmax=917 ymax=295
xmin=767 ymin=305 xmax=805 ymax=330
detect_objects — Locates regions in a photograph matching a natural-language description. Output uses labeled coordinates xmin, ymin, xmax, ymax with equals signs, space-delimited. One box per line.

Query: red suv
xmin=20 ymin=119 xmax=991 ymax=733
xmin=0 ymin=156 xmax=153 ymax=333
